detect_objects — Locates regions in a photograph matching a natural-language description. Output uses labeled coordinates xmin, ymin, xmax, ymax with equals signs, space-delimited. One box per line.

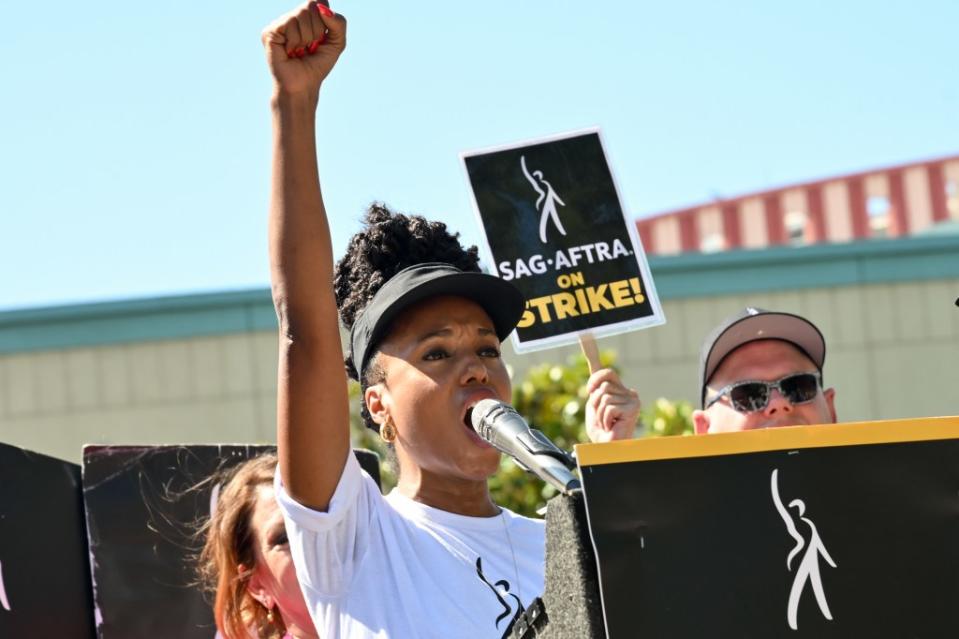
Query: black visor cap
xmin=348 ymin=263 xmax=526 ymax=379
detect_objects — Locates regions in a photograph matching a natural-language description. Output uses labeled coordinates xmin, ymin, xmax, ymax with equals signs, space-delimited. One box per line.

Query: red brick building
xmin=636 ymin=154 xmax=959 ymax=255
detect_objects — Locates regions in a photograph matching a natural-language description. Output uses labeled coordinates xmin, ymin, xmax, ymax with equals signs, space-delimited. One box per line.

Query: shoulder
xmin=502 ymin=508 xmax=546 ymax=535
xmin=275 ymin=449 xmax=387 ymax=533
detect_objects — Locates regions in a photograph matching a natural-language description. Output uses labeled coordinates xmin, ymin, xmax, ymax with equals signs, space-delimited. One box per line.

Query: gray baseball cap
xmin=698 ymin=307 xmax=826 ymax=407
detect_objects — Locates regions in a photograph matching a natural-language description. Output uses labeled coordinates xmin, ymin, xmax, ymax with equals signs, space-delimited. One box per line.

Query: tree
xmin=641 ymin=397 xmax=695 ymax=438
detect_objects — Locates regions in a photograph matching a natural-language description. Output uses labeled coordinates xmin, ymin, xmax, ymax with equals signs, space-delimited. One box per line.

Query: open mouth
xmin=461 ymin=391 xmax=497 ymax=435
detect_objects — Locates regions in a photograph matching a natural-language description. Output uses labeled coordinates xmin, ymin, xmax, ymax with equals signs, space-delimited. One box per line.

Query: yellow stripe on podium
xmin=575 ymin=416 xmax=959 ymax=467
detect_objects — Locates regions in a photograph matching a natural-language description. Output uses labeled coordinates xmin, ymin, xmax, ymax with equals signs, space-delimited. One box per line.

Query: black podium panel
xmin=0 ymin=443 xmax=95 ymax=638
xmin=577 ymin=419 xmax=959 ymax=638
xmin=82 ymin=444 xmax=381 ymax=638
xmin=82 ymin=444 xmax=273 ymax=639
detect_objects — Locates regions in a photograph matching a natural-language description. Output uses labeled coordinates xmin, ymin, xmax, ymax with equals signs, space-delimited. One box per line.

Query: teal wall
xmin=2 ymin=234 xmax=957 ymax=355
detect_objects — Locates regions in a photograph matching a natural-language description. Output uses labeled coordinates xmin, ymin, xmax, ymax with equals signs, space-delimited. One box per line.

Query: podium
xmin=0 ymin=443 xmax=95 ymax=638
xmin=81 ymin=445 xmax=382 ymax=638
xmin=507 ymin=490 xmax=605 ymax=638
xmin=520 ymin=417 xmax=959 ymax=639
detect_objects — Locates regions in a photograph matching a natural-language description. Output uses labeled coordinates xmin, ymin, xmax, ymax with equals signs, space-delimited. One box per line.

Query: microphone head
xmin=469 ymin=398 xmax=505 ymax=434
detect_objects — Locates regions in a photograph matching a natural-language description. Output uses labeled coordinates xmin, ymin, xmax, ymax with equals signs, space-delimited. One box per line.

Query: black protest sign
xmin=82 ymin=444 xmax=273 ymax=638
xmin=82 ymin=444 xmax=382 ymax=638
xmin=576 ymin=418 xmax=959 ymax=638
xmin=0 ymin=443 xmax=95 ymax=638
xmin=463 ymin=130 xmax=664 ymax=352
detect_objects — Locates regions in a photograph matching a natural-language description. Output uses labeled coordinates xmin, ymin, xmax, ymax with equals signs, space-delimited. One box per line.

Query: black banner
xmin=463 ymin=130 xmax=663 ymax=351
xmin=0 ymin=442 xmax=95 ymax=638
xmin=82 ymin=444 xmax=272 ymax=638
xmin=82 ymin=444 xmax=382 ymax=638
xmin=577 ymin=419 xmax=959 ymax=638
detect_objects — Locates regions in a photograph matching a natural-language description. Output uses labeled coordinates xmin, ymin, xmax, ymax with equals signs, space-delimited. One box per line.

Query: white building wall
xmin=4 ymin=279 xmax=958 ymax=463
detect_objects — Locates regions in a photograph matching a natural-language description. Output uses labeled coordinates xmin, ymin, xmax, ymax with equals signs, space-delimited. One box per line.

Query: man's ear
xmin=823 ymin=387 xmax=837 ymax=423
xmin=692 ymin=409 xmax=711 ymax=435
xmin=364 ymin=383 xmax=390 ymax=428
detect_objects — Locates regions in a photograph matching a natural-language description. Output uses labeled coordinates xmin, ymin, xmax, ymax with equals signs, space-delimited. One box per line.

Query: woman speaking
xmin=261 ymin=3 xmax=639 ymax=637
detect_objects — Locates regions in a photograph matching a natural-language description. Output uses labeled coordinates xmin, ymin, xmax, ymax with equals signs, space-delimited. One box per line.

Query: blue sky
xmin=1 ymin=1 xmax=955 ymax=310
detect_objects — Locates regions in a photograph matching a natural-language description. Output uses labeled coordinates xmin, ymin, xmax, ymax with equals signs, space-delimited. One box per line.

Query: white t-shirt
xmin=274 ymin=451 xmax=546 ymax=639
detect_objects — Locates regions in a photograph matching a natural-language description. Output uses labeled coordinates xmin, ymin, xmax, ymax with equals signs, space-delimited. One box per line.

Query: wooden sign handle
xmin=578 ymin=332 xmax=602 ymax=374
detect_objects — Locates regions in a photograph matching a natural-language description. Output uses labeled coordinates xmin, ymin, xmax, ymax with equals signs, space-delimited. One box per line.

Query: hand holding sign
xmin=585 ymin=368 xmax=641 ymax=443
xmin=463 ymin=130 xmax=660 ymax=445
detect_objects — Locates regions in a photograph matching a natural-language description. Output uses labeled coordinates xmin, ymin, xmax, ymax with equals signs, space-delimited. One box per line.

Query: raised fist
xmin=261 ymin=1 xmax=346 ymax=96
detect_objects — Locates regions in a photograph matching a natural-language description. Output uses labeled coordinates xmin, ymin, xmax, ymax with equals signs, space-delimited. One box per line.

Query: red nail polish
xmin=286 ymin=49 xmax=295 ymax=59
xmin=295 ymin=46 xmax=306 ymax=57
xmin=317 ymin=3 xmax=334 ymax=18
xmin=308 ymin=40 xmax=321 ymax=54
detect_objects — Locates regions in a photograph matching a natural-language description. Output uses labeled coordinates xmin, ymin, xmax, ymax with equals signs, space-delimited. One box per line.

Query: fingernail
xmin=295 ymin=46 xmax=306 ymax=57
xmin=316 ymin=3 xmax=334 ymax=17
xmin=286 ymin=49 xmax=295 ymax=59
xmin=307 ymin=39 xmax=321 ymax=54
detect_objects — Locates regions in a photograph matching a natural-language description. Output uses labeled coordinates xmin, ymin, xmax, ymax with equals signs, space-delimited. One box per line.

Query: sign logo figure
xmin=0 ymin=559 xmax=11 ymax=611
xmin=520 ymin=155 xmax=567 ymax=244
xmin=771 ymin=468 xmax=837 ymax=631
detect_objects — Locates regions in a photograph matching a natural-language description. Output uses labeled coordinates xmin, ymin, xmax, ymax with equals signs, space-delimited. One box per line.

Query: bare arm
xmin=262 ymin=1 xmax=349 ymax=510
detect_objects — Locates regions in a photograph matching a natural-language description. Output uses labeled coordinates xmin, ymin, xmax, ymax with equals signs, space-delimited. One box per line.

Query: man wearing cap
xmin=693 ymin=308 xmax=837 ymax=434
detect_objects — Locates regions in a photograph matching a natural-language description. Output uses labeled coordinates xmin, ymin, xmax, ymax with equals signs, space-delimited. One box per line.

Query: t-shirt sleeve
xmin=274 ymin=450 xmax=378 ymax=598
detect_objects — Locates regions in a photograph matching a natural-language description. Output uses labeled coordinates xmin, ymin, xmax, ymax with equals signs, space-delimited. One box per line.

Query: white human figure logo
xmin=771 ymin=468 xmax=837 ymax=631
xmin=0 ymin=559 xmax=11 ymax=611
xmin=520 ymin=155 xmax=568 ymax=244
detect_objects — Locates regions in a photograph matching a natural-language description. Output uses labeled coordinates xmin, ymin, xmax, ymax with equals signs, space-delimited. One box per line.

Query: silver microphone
xmin=470 ymin=399 xmax=581 ymax=495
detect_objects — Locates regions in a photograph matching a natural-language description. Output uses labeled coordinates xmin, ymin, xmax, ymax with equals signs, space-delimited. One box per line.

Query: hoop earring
xmin=380 ymin=418 xmax=397 ymax=443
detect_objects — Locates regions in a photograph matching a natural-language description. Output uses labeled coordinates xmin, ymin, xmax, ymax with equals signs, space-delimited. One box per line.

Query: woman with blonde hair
xmin=199 ymin=453 xmax=318 ymax=639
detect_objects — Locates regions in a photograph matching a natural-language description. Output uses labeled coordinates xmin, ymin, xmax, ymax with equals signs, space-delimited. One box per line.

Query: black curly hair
xmin=334 ymin=203 xmax=482 ymax=431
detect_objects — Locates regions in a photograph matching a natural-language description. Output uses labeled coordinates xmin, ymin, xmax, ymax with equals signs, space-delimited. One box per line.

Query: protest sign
xmin=462 ymin=129 xmax=664 ymax=354
xmin=0 ymin=442 xmax=95 ymax=638
xmin=82 ymin=444 xmax=382 ymax=638
xmin=82 ymin=444 xmax=273 ymax=638
xmin=575 ymin=417 xmax=959 ymax=638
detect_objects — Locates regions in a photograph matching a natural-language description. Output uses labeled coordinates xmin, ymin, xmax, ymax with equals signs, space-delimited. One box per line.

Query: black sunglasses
xmin=705 ymin=372 xmax=822 ymax=413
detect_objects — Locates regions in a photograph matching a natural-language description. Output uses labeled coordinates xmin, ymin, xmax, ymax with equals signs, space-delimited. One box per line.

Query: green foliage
xmin=641 ymin=397 xmax=695 ymax=438
xmin=346 ymin=349 xmax=694 ymax=517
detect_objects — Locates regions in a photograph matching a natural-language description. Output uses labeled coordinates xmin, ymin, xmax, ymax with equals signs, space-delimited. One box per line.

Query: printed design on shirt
xmin=475 ymin=557 xmax=525 ymax=639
